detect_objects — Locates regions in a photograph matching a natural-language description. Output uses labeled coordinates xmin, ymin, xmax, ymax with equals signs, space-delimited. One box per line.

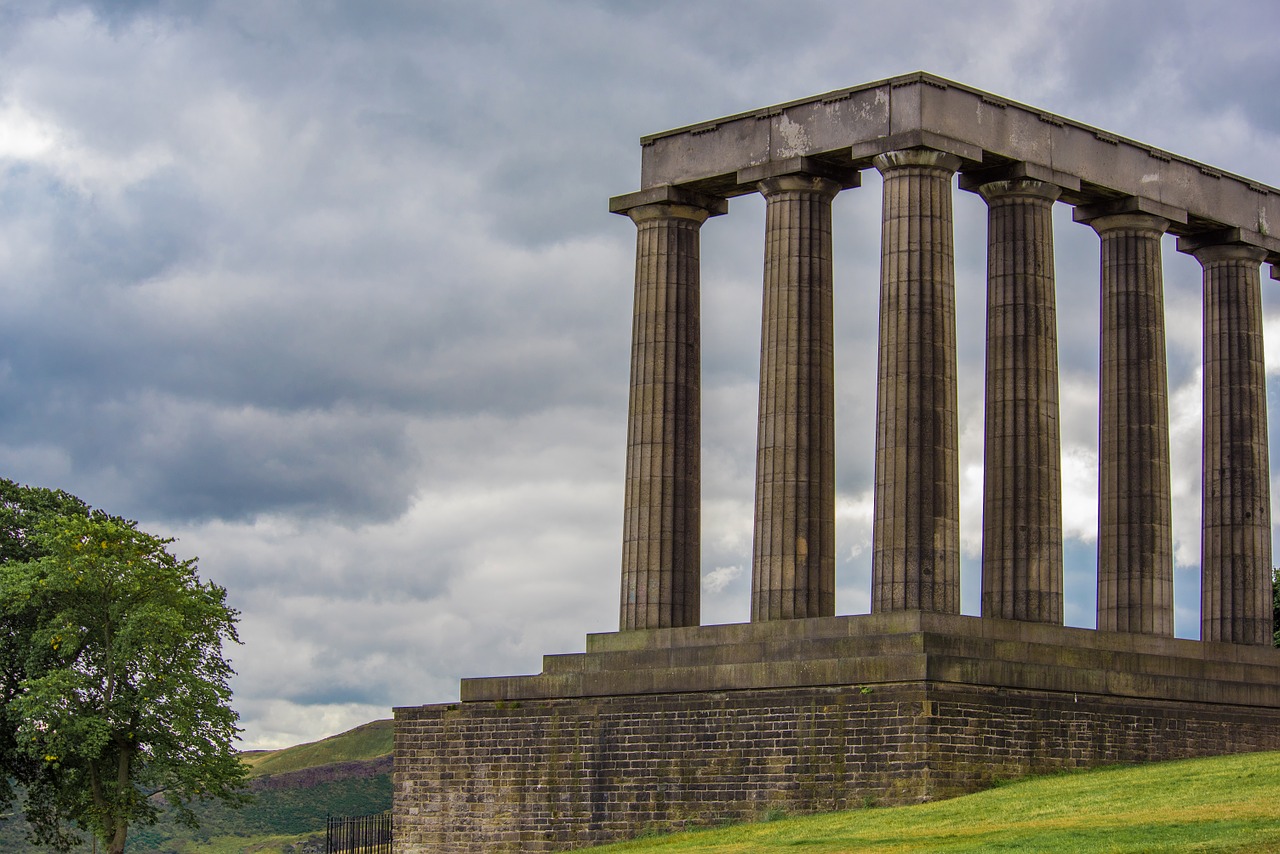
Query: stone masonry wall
xmin=393 ymin=682 xmax=1280 ymax=853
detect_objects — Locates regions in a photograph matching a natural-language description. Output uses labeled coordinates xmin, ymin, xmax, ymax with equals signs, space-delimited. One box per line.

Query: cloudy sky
xmin=2 ymin=0 xmax=1279 ymax=749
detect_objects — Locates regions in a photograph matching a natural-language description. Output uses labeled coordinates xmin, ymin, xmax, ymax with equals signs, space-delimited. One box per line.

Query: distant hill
xmin=0 ymin=719 xmax=394 ymax=853
xmin=244 ymin=719 xmax=394 ymax=778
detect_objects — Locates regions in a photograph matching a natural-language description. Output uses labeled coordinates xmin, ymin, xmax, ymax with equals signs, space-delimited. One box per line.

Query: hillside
xmin=244 ymin=719 xmax=394 ymax=778
xmin=585 ymin=749 xmax=1280 ymax=852
xmin=0 ymin=719 xmax=394 ymax=853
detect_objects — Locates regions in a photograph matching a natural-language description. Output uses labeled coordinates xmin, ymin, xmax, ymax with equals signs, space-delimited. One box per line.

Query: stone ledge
xmin=631 ymin=71 xmax=1280 ymax=260
xmin=458 ymin=612 xmax=1280 ymax=708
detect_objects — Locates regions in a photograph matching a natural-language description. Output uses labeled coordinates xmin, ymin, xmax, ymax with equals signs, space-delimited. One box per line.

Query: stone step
xmin=460 ymin=614 xmax=1280 ymax=707
xmin=546 ymin=623 xmax=1280 ymax=689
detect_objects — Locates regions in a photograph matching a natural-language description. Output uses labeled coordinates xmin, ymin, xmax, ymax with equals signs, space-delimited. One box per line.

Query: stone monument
xmin=393 ymin=72 xmax=1280 ymax=853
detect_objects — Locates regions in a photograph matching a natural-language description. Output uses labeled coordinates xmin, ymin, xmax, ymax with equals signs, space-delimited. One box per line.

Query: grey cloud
xmin=2 ymin=0 xmax=1278 ymax=745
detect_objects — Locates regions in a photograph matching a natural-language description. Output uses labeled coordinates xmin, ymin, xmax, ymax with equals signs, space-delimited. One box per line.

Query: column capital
xmin=736 ymin=156 xmax=859 ymax=192
xmin=958 ymin=161 xmax=1081 ymax=196
xmin=1175 ymin=226 xmax=1277 ymax=261
xmin=873 ymin=148 xmax=962 ymax=174
xmin=974 ymin=178 xmax=1062 ymax=204
xmin=756 ymin=173 xmax=843 ymax=200
xmin=1082 ymin=212 xmax=1170 ymax=236
xmin=849 ymin=130 xmax=982 ymax=166
xmin=1072 ymin=195 xmax=1186 ymax=231
xmin=1189 ymin=243 xmax=1268 ymax=265
xmin=609 ymin=185 xmax=728 ymax=218
xmin=624 ymin=203 xmax=714 ymax=227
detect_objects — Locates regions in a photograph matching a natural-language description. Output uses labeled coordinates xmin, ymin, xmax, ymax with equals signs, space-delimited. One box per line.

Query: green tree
xmin=0 ymin=481 xmax=248 ymax=853
xmin=0 ymin=479 xmax=93 ymax=842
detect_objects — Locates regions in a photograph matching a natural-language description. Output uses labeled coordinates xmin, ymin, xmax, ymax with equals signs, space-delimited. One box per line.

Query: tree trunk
xmin=106 ymin=742 xmax=132 ymax=854
xmin=107 ymin=823 xmax=127 ymax=854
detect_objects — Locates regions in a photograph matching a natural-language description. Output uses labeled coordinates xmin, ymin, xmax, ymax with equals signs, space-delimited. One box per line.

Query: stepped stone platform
xmin=393 ymin=613 xmax=1280 ymax=853
xmin=461 ymin=611 xmax=1280 ymax=705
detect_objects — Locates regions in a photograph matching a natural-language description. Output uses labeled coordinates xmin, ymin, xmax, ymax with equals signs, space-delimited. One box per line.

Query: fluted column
xmin=614 ymin=190 xmax=725 ymax=631
xmin=1083 ymin=211 xmax=1174 ymax=636
xmin=750 ymin=173 xmax=840 ymax=621
xmin=871 ymin=149 xmax=962 ymax=614
xmin=1194 ymin=242 xmax=1271 ymax=645
xmin=976 ymin=179 xmax=1064 ymax=623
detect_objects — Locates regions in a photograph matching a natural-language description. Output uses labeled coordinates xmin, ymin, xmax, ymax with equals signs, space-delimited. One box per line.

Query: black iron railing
xmin=326 ymin=810 xmax=392 ymax=854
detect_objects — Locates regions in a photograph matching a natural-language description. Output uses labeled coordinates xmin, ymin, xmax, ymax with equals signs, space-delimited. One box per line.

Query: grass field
xmin=583 ymin=751 xmax=1280 ymax=853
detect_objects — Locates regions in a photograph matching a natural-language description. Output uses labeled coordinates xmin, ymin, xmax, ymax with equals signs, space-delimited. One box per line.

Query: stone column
xmin=611 ymin=188 xmax=726 ymax=631
xmin=974 ymin=178 xmax=1065 ymax=623
xmin=871 ymin=149 xmax=962 ymax=614
xmin=1077 ymin=208 xmax=1174 ymax=636
xmin=749 ymin=173 xmax=841 ymax=621
xmin=1191 ymin=241 xmax=1271 ymax=645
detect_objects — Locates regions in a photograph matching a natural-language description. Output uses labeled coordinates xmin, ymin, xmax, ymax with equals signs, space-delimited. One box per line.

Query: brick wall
xmin=393 ymin=682 xmax=1280 ymax=853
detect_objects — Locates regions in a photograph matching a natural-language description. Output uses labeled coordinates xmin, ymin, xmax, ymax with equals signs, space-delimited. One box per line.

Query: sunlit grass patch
xmin=584 ymin=752 xmax=1280 ymax=853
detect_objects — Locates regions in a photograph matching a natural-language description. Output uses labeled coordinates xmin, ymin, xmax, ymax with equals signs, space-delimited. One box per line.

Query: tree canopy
xmin=0 ymin=479 xmax=248 ymax=854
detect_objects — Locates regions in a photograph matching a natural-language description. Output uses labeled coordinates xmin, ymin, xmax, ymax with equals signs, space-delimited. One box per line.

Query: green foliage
xmin=585 ymin=750 xmax=1280 ymax=852
xmin=0 ymin=480 xmax=95 ymax=816
xmin=133 ymin=772 xmax=391 ymax=849
xmin=0 ymin=769 xmax=390 ymax=852
xmin=0 ymin=480 xmax=249 ymax=854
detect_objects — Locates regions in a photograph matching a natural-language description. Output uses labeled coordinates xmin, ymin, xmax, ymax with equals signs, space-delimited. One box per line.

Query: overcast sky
xmin=2 ymin=0 xmax=1279 ymax=749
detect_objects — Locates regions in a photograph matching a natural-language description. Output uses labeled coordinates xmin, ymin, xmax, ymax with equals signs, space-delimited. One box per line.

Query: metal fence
xmin=326 ymin=810 xmax=392 ymax=854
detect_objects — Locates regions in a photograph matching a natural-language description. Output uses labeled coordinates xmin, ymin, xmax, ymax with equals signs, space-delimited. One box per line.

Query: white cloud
xmin=703 ymin=565 xmax=742 ymax=595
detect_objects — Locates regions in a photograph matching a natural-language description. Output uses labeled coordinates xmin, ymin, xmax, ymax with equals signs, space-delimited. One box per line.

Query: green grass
xmin=583 ymin=751 xmax=1280 ymax=852
xmin=243 ymin=718 xmax=393 ymax=777
xmin=169 ymin=830 xmax=323 ymax=853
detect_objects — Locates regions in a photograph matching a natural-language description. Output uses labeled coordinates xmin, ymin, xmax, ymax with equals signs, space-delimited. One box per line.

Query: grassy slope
xmin=135 ymin=720 xmax=396 ymax=852
xmin=584 ymin=751 xmax=1280 ymax=853
xmin=243 ymin=718 xmax=394 ymax=777
xmin=129 ymin=774 xmax=392 ymax=851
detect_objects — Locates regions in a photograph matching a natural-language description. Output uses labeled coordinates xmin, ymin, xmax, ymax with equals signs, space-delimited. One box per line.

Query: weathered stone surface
xmin=750 ymin=172 xmax=841 ymax=621
xmin=459 ymin=612 xmax=1280 ymax=706
xmin=871 ymin=149 xmax=961 ymax=615
xmin=396 ymin=616 xmax=1280 ymax=853
xmin=971 ymin=178 xmax=1064 ymax=624
xmin=613 ymin=196 xmax=724 ymax=630
xmin=1187 ymin=241 xmax=1272 ymax=645
xmin=634 ymin=72 xmax=1280 ymax=264
xmin=1077 ymin=209 xmax=1175 ymax=636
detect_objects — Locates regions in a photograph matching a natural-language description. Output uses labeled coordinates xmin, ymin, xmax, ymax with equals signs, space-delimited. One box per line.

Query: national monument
xmin=393 ymin=72 xmax=1280 ymax=852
